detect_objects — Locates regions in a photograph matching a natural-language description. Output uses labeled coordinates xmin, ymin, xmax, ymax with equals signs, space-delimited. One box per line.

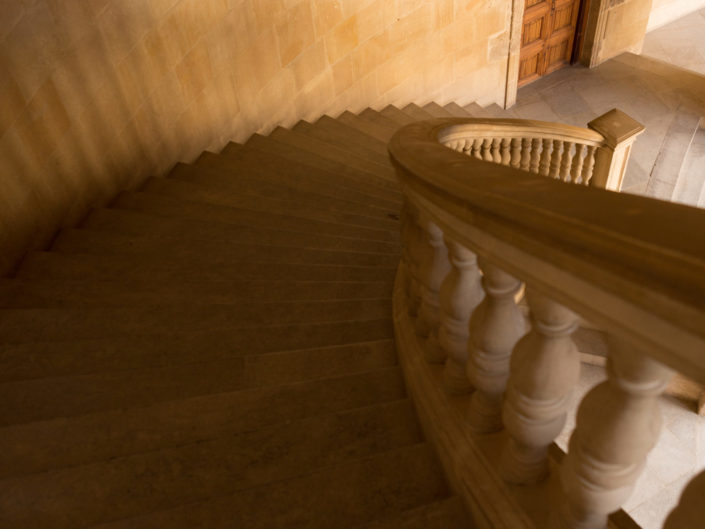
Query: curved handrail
xmin=437 ymin=117 xmax=606 ymax=146
xmin=389 ymin=118 xmax=705 ymax=384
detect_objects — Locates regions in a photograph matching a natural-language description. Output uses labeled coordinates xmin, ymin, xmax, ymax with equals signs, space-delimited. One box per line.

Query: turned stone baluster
xmin=415 ymin=216 xmax=451 ymax=363
xmin=482 ymin=138 xmax=493 ymax=162
xmin=548 ymin=139 xmax=563 ymax=179
xmin=491 ymin=138 xmax=502 ymax=164
xmin=552 ymin=337 xmax=673 ymax=529
xmin=539 ymin=138 xmax=552 ymax=176
xmin=501 ymin=289 xmax=580 ymax=484
xmin=520 ymin=138 xmax=532 ymax=170
xmin=510 ymin=138 xmax=522 ymax=168
xmin=581 ymin=146 xmax=597 ymax=185
xmin=570 ymin=144 xmax=586 ymax=183
xmin=500 ymin=138 xmax=512 ymax=165
xmin=529 ymin=138 xmax=541 ymax=173
xmin=438 ymin=240 xmax=485 ymax=394
xmin=472 ymin=138 xmax=483 ymax=160
xmin=664 ymin=471 xmax=705 ymax=529
xmin=559 ymin=142 xmax=575 ymax=182
xmin=466 ymin=259 xmax=526 ymax=432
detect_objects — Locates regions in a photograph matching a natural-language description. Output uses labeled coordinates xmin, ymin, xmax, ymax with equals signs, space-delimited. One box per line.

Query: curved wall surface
xmin=0 ymin=0 xmax=512 ymax=273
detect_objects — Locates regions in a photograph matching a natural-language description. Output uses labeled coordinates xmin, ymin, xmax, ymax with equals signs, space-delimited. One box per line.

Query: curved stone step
xmin=0 ymin=277 xmax=393 ymax=308
xmin=112 ymin=192 xmax=399 ymax=243
xmin=0 ymin=400 xmax=421 ymax=528
xmin=0 ymin=321 xmax=393 ymax=383
xmin=51 ymin=229 xmax=399 ymax=268
xmin=87 ymin=443 xmax=449 ymax=529
xmin=80 ymin=208 xmax=400 ymax=255
xmin=354 ymin=496 xmax=472 ymax=529
xmin=141 ymin=177 xmax=398 ymax=232
xmin=16 ymin=252 xmax=397 ymax=283
xmin=268 ymin=126 xmax=396 ymax=182
xmin=185 ymin=149 xmax=401 ymax=210
xmin=0 ymin=298 xmax=392 ymax=344
xmin=0 ymin=367 xmax=405 ymax=477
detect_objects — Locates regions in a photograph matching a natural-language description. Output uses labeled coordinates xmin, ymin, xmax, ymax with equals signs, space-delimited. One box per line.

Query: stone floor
xmin=496 ymin=10 xmax=705 ymax=529
xmin=642 ymin=8 xmax=705 ymax=75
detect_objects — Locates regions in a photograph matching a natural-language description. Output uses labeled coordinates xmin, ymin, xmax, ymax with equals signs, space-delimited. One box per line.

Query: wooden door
xmin=518 ymin=0 xmax=582 ymax=87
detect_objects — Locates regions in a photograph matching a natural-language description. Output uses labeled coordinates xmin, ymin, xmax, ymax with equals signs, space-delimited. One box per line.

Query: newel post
xmin=587 ymin=109 xmax=645 ymax=191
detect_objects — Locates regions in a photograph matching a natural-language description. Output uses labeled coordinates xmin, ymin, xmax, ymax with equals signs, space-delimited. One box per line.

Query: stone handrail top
xmin=389 ymin=119 xmax=705 ymax=384
xmin=435 ymin=117 xmax=607 ymax=145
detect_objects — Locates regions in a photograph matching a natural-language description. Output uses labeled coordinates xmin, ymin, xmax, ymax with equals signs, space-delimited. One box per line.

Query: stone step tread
xmin=112 ymin=191 xmax=399 ymax=243
xmin=237 ymin=133 xmax=401 ymax=197
xmin=337 ymin=110 xmax=396 ymax=142
xmin=422 ymin=102 xmax=456 ymax=118
xmin=88 ymin=443 xmax=448 ymax=529
xmin=0 ymin=320 xmax=393 ymax=383
xmin=0 ymin=367 xmax=405 ymax=481
xmin=1 ymin=400 xmax=421 ymax=528
xmin=16 ymin=252 xmax=397 ymax=283
xmin=380 ymin=105 xmax=416 ymax=126
xmin=672 ymin=123 xmax=705 ymax=206
xmin=354 ymin=496 xmax=472 ymax=529
xmin=81 ymin=207 xmax=399 ymax=255
xmin=268 ymin=126 xmax=395 ymax=181
xmin=299 ymin=116 xmax=388 ymax=161
xmin=646 ymin=105 xmax=701 ymax=200
xmin=51 ymin=229 xmax=399 ymax=268
xmin=357 ymin=107 xmax=404 ymax=132
xmin=0 ymin=298 xmax=392 ymax=344
xmin=152 ymin=165 xmax=399 ymax=223
xmin=445 ymin=102 xmax=473 ymax=118
xmin=0 ymin=276 xmax=393 ymax=308
xmin=140 ymin=177 xmax=399 ymax=233
xmin=316 ymin=114 xmax=389 ymax=152
xmin=184 ymin=148 xmax=401 ymax=209
xmin=401 ymin=103 xmax=435 ymax=121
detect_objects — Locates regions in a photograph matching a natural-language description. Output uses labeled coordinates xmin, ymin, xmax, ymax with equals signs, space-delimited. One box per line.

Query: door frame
xmin=504 ymin=0 xmax=590 ymax=107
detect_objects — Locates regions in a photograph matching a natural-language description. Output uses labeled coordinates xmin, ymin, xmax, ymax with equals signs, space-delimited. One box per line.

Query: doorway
xmin=518 ymin=0 xmax=584 ymax=87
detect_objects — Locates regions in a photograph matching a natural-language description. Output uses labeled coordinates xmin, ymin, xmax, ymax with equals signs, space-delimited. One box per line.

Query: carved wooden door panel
xmin=518 ymin=0 xmax=582 ymax=87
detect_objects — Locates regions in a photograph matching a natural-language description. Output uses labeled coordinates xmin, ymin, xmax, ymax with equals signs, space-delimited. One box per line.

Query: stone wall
xmin=0 ymin=0 xmax=512 ymax=274
xmin=648 ymin=0 xmax=705 ymax=31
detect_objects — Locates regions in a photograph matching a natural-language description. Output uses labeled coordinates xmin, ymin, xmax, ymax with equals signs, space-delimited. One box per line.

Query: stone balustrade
xmin=389 ymin=112 xmax=705 ymax=529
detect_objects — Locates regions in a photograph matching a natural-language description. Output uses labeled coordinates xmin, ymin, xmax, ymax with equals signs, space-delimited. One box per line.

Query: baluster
xmin=466 ymin=259 xmax=526 ymax=432
xmin=530 ymin=138 xmax=542 ymax=173
xmin=552 ymin=336 xmax=673 ymax=529
xmin=570 ymin=144 xmax=586 ymax=183
xmin=472 ymin=138 xmax=483 ymax=160
xmin=482 ymin=138 xmax=493 ymax=162
xmin=462 ymin=139 xmax=472 ymax=154
xmin=510 ymin=138 xmax=522 ymax=168
xmin=664 ymin=471 xmax=705 ymax=529
xmin=520 ymin=138 xmax=532 ymax=171
xmin=501 ymin=289 xmax=580 ymax=484
xmin=581 ymin=145 xmax=596 ymax=185
xmin=492 ymin=138 xmax=503 ymax=164
xmin=539 ymin=138 xmax=553 ymax=176
xmin=548 ymin=139 xmax=562 ymax=178
xmin=439 ymin=240 xmax=485 ymax=394
xmin=415 ymin=215 xmax=451 ymax=364
xmin=500 ymin=138 xmax=511 ymax=165
xmin=559 ymin=142 xmax=574 ymax=182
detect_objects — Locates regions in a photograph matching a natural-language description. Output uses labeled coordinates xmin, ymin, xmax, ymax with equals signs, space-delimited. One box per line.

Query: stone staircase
xmin=0 ymin=103 xmax=486 ymax=528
